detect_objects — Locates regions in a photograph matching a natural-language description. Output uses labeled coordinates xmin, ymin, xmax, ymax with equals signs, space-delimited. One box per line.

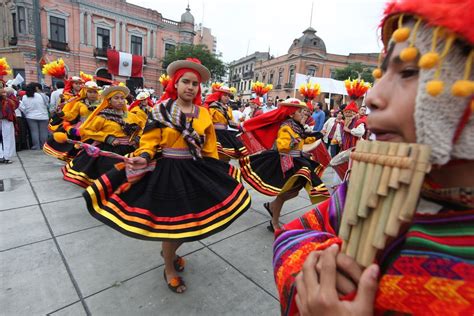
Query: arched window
xmin=288 ymin=66 xmax=295 ymax=84
xmin=307 ymin=65 xmax=318 ymax=77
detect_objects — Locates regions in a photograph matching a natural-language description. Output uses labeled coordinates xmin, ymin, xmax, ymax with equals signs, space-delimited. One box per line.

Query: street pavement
xmin=0 ymin=150 xmax=339 ymax=315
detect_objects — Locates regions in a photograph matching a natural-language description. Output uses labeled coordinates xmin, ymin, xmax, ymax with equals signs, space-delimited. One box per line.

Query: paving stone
xmin=57 ymin=225 xmax=204 ymax=297
xmin=25 ymin=163 xmax=64 ymax=182
xmin=209 ymin=223 xmax=278 ymax=297
xmin=201 ymin=209 xmax=268 ymax=246
xmin=49 ymin=302 xmax=87 ymax=316
xmin=0 ymin=205 xmax=51 ymax=251
xmin=250 ymin=190 xmax=313 ymax=217
xmin=0 ymin=240 xmax=79 ymax=315
xmin=85 ymin=248 xmax=280 ymax=315
xmin=18 ymin=150 xmax=61 ymax=167
xmin=42 ymin=197 xmax=101 ymax=236
xmin=30 ymin=178 xmax=84 ymax=204
xmin=0 ymin=174 xmax=37 ymax=211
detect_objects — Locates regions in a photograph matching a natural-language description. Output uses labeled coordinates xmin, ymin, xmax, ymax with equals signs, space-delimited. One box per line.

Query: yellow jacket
xmin=276 ymin=125 xmax=315 ymax=153
xmin=62 ymin=100 xmax=99 ymax=122
xmin=209 ymin=103 xmax=233 ymax=125
xmin=79 ymin=111 xmax=144 ymax=143
xmin=135 ymin=105 xmax=218 ymax=159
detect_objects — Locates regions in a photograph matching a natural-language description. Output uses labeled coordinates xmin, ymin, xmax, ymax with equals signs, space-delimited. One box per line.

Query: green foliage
xmin=333 ymin=62 xmax=374 ymax=83
xmin=162 ymin=44 xmax=226 ymax=80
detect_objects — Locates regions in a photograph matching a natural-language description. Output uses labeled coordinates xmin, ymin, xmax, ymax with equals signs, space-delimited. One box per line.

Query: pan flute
xmin=338 ymin=140 xmax=432 ymax=267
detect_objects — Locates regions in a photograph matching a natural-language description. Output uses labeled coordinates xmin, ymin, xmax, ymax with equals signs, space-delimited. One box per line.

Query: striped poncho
xmin=273 ymin=182 xmax=474 ymax=316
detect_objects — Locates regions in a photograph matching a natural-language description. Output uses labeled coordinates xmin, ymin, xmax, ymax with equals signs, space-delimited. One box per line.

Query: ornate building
xmin=0 ymin=0 xmax=214 ymax=93
xmin=229 ymin=27 xmax=378 ymax=103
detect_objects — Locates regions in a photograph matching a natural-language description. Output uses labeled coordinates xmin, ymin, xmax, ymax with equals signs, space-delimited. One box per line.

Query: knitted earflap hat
xmin=373 ymin=0 xmax=474 ymax=165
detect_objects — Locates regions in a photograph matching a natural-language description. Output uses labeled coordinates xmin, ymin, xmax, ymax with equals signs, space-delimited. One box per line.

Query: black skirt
xmin=43 ymin=132 xmax=79 ymax=162
xmin=84 ymin=156 xmax=251 ymax=242
xmin=239 ymin=150 xmax=329 ymax=203
xmin=62 ymin=143 xmax=135 ymax=187
xmin=215 ymin=129 xmax=248 ymax=159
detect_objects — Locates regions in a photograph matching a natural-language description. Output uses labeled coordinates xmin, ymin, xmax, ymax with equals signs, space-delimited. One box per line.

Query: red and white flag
xmin=107 ymin=50 xmax=143 ymax=77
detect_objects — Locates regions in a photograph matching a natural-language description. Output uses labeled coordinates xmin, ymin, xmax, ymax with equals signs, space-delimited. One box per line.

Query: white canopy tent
xmin=294 ymin=73 xmax=348 ymax=95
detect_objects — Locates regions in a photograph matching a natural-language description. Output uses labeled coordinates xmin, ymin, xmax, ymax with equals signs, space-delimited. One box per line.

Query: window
xmin=97 ymin=27 xmax=110 ymax=49
xmin=50 ymin=16 xmax=66 ymax=42
xmin=255 ymin=73 xmax=259 ymax=82
xmin=245 ymin=65 xmax=249 ymax=71
xmin=288 ymin=67 xmax=295 ymax=83
xmin=262 ymin=74 xmax=266 ymax=83
xmin=330 ymin=69 xmax=337 ymax=79
xmin=269 ymin=73 xmax=274 ymax=85
xmin=164 ymin=43 xmax=175 ymax=57
xmin=307 ymin=65 xmax=317 ymax=77
xmin=131 ymin=35 xmax=142 ymax=55
xmin=18 ymin=7 xmax=26 ymax=34
xmin=12 ymin=12 xmax=17 ymax=37
xmin=277 ymin=71 xmax=283 ymax=85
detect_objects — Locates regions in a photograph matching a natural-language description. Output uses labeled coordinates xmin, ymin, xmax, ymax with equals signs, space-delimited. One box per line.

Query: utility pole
xmin=32 ymin=0 xmax=43 ymax=84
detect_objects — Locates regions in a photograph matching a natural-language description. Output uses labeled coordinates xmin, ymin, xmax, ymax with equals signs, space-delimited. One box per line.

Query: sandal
xmin=263 ymin=202 xmax=273 ymax=217
xmin=267 ymin=220 xmax=275 ymax=233
xmin=163 ymin=270 xmax=186 ymax=294
xmin=160 ymin=250 xmax=185 ymax=272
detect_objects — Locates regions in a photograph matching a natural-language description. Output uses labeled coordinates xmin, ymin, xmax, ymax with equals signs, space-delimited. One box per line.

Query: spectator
xmin=49 ymin=81 xmax=65 ymax=113
xmin=311 ymin=102 xmax=325 ymax=132
xmin=321 ymin=110 xmax=344 ymax=157
xmin=232 ymin=102 xmax=246 ymax=124
xmin=34 ymin=83 xmax=50 ymax=113
xmin=0 ymin=83 xmax=18 ymax=163
xmin=261 ymin=97 xmax=276 ymax=113
xmin=19 ymin=83 xmax=49 ymax=150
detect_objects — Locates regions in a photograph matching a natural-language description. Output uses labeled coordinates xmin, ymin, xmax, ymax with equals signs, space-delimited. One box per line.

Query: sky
xmin=128 ymin=0 xmax=387 ymax=63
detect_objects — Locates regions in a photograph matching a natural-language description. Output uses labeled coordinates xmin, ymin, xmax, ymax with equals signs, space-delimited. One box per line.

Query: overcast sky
xmin=128 ymin=0 xmax=387 ymax=63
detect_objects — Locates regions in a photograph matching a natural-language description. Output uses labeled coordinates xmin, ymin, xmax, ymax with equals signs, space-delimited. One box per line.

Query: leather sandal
xmin=263 ymin=202 xmax=273 ymax=217
xmin=163 ymin=270 xmax=186 ymax=294
xmin=160 ymin=250 xmax=185 ymax=272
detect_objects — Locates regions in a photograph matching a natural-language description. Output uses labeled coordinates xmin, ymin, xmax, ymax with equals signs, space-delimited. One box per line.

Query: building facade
xmin=229 ymin=27 xmax=378 ymax=104
xmin=0 ymin=0 xmax=214 ymax=94
xmin=228 ymin=52 xmax=270 ymax=101
xmin=194 ymin=23 xmax=216 ymax=56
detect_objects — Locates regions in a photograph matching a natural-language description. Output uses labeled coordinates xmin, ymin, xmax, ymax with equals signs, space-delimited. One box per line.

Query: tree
xmin=162 ymin=44 xmax=226 ymax=81
xmin=333 ymin=62 xmax=374 ymax=83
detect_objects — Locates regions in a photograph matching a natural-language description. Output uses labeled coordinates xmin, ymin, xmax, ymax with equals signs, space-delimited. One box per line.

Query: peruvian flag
xmin=107 ymin=49 xmax=143 ymax=77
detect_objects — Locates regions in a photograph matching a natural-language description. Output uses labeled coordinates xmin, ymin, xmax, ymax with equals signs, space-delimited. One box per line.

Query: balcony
xmin=284 ymin=83 xmax=294 ymax=89
xmin=275 ymin=84 xmax=282 ymax=89
xmin=9 ymin=37 xmax=17 ymax=46
xmin=243 ymin=71 xmax=254 ymax=79
xmin=47 ymin=40 xmax=70 ymax=52
xmin=94 ymin=47 xmax=108 ymax=58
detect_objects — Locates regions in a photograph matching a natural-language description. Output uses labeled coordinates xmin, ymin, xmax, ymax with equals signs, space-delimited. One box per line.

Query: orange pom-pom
xmin=451 ymin=80 xmax=474 ymax=97
xmin=426 ymin=80 xmax=444 ymax=96
xmin=392 ymin=27 xmax=411 ymax=42
xmin=53 ymin=132 xmax=68 ymax=144
xmin=372 ymin=68 xmax=383 ymax=79
xmin=418 ymin=52 xmax=440 ymax=69
xmin=400 ymin=47 xmax=418 ymax=62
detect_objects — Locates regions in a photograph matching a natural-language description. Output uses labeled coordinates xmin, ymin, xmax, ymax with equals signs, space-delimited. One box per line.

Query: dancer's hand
xmin=295 ymin=245 xmax=379 ymax=316
xmin=126 ymin=156 xmax=148 ymax=170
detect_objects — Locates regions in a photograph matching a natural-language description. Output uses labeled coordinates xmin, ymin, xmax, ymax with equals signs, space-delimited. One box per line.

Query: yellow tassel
xmin=372 ymin=68 xmax=382 ymax=79
xmin=451 ymin=80 xmax=474 ymax=97
xmin=392 ymin=27 xmax=411 ymax=43
xmin=400 ymin=47 xmax=418 ymax=62
xmin=426 ymin=80 xmax=444 ymax=96
xmin=419 ymin=52 xmax=440 ymax=69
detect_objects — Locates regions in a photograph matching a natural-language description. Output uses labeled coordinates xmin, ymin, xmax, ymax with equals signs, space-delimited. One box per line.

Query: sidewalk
xmin=0 ymin=150 xmax=326 ymax=315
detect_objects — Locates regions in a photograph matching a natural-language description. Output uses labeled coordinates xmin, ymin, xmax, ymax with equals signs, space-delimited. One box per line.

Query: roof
xmin=288 ymin=27 xmax=326 ymax=54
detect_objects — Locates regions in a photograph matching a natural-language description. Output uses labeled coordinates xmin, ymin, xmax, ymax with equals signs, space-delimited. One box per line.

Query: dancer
xmin=205 ymin=83 xmax=248 ymax=160
xmin=273 ymin=0 xmax=474 ymax=314
xmin=128 ymin=91 xmax=154 ymax=126
xmin=83 ymin=58 xmax=251 ymax=293
xmin=239 ymin=98 xmax=330 ymax=232
xmin=43 ymin=81 xmax=101 ymax=161
xmin=62 ymin=85 xmax=144 ymax=187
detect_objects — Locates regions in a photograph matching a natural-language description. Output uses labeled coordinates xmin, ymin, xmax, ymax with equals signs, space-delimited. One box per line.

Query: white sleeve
xmin=350 ymin=124 xmax=366 ymax=138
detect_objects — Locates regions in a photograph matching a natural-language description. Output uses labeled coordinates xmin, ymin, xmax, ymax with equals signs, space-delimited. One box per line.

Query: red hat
xmin=249 ymin=97 xmax=262 ymax=106
xmin=343 ymin=101 xmax=359 ymax=113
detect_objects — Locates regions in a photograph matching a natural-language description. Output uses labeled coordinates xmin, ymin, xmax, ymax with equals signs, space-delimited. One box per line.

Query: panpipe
xmin=338 ymin=140 xmax=432 ymax=267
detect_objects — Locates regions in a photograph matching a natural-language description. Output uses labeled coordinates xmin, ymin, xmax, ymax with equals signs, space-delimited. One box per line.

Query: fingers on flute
xmin=319 ymin=244 xmax=339 ymax=299
xmin=354 ymin=264 xmax=379 ymax=313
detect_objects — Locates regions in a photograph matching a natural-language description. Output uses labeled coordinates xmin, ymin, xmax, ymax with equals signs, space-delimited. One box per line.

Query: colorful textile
xmin=273 ymin=181 xmax=474 ymax=316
